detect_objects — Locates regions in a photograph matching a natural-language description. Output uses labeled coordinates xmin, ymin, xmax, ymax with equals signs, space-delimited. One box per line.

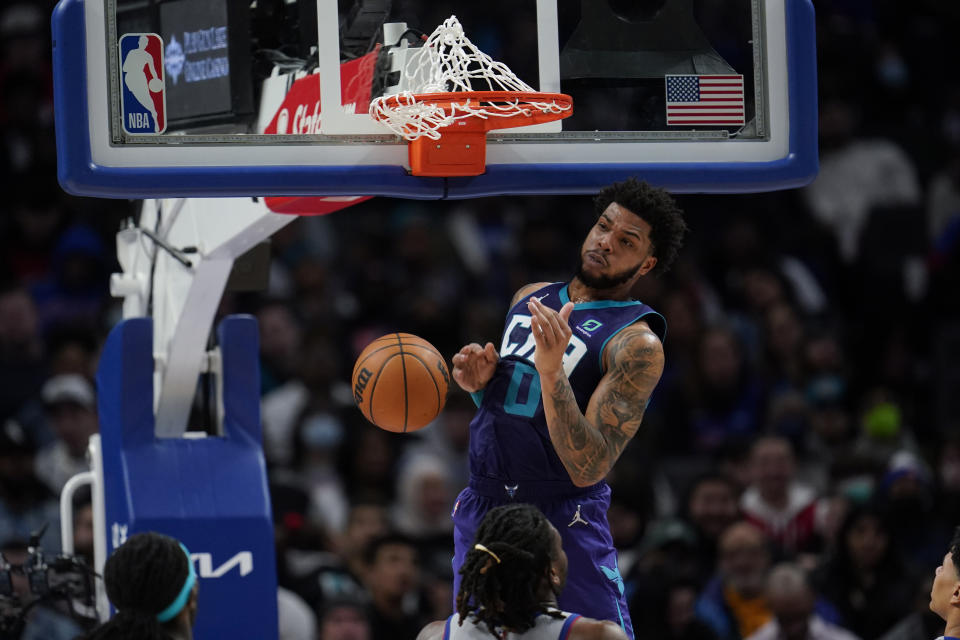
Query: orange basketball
xmin=351 ymin=333 xmax=450 ymax=432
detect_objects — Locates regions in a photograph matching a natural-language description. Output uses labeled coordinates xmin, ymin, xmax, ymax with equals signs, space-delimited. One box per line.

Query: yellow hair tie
xmin=474 ymin=543 xmax=501 ymax=566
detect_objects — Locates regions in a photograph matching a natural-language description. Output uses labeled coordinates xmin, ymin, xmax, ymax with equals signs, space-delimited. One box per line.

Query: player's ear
xmin=950 ymin=581 xmax=960 ymax=606
xmin=183 ymin=583 xmax=200 ymax=627
xmin=638 ymin=255 xmax=657 ymax=275
xmin=545 ymin=565 xmax=561 ymax=590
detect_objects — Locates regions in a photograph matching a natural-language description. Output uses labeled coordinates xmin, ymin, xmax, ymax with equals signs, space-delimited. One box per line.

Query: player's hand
xmin=528 ymin=298 xmax=574 ymax=378
xmin=452 ymin=342 xmax=498 ymax=392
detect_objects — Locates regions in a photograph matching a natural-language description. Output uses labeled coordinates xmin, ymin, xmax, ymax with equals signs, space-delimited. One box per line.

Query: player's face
xmin=930 ymin=550 xmax=960 ymax=619
xmin=577 ymin=203 xmax=658 ymax=290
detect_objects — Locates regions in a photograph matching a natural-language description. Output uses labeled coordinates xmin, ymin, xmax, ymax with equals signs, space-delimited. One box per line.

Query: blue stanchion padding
xmin=96 ymin=316 xmax=277 ymax=640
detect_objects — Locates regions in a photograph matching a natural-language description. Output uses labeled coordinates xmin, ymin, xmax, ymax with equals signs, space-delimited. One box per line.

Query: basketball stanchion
xmin=370 ymin=16 xmax=573 ymax=176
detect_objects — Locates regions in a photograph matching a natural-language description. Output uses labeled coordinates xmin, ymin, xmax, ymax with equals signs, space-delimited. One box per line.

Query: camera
xmin=0 ymin=525 xmax=97 ymax=639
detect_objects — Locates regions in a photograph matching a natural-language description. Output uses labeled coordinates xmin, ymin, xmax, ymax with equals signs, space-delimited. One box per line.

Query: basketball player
xmin=930 ymin=526 xmax=960 ymax=640
xmin=417 ymin=503 xmax=627 ymax=640
xmin=450 ymin=178 xmax=687 ymax=639
xmin=84 ymin=531 xmax=198 ymax=640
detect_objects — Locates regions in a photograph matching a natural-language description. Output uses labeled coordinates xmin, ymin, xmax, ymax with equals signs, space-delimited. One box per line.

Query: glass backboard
xmin=52 ymin=0 xmax=818 ymax=199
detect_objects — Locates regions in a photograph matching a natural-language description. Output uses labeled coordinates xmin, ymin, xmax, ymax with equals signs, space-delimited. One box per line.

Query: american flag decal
xmin=665 ymin=74 xmax=745 ymax=127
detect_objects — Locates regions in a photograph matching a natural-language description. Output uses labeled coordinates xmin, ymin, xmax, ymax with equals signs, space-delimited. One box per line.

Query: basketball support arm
xmin=110 ymin=197 xmax=294 ymax=437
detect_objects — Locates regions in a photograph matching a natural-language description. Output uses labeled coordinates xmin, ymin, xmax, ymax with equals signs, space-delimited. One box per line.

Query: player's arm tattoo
xmin=542 ymin=326 xmax=664 ymax=487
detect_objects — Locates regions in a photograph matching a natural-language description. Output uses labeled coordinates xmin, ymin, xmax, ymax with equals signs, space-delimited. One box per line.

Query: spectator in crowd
xmin=262 ymin=330 xmax=350 ymax=469
xmin=338 ymin=423 xmax=403 ymax=503
xmin=801 ymin=341 xmax=854 ymax=471
xmin=292 ymin=410 xmax=349 ymax=535
xmin=812 ymin=503 xmax=918 ymax=640
xmin=740 ymin=436 xmax=823 ymax=554
xmin=803 ymin=96 xmax=921 ymax=264
xmin=878 ymin=450 xmax=951 ymax=570
xmin=760 ymin=302 xmax=806 ymax=399
xmin=683 ymin=326 xmax=765 ymax=454
xmin=34 ymin=373 xmax=98 ymax=494
xmin=850 ymin=390 xmax=920 ymax=472
xmin=659 ymin=576 xmax=722 ymax=640
xmin=29 ymin=224 xmax=110 ymax=335
xmin=393 ymin=453 xmax=455 ymax=543
xmin=763 ymin=391 xmax=813 ymax=466
xmin=392 ymin=453 xmax=456 ymax=591
xmin=361 ymin=533 xmax=424 ymax=640
xmin=46 ymin=327 xmax=100 ymax=380
xmin=0 ymin=419 xmax=59 ymax=550
xmin=625 ymin=519 xmax=705 ymax=637
xmin=294 ymin=498 xmax=388 ymax=616
xmin=0 ymin=285 xmax=46 ymax=426
xmin=2 ymin=175 xmax=64 ymax=287
xmin=403 ymin=391 xmax=473 ymax=491
xmin=318 ymin=598 xmax=372 ymax=640
xmin=682 ymin=472 xmax=742 ymax=582
xmin=608 ymin=483 xmax=655 ymax=577
xmin=745 ymin=563 xmax=859 ymax=640
xmin=84 ymin=531 xmax=198 ymax=640
xmin=256 ymin=300 xmax=304 ymax=395
xmin=696 ymin=521 xmax=775 ymax=640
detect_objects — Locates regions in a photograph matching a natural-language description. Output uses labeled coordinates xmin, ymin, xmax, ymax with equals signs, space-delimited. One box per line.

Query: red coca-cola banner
xmin=264 ymin=50 xmax=379 ymax=215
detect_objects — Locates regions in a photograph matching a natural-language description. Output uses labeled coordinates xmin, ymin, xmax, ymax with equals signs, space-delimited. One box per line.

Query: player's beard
xmin=575 ymin=254 xmax=642 ymax=290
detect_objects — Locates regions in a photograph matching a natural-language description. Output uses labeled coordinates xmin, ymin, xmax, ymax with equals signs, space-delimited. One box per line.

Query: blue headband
xmin=156 ymin=543 xmax=197 ymax=623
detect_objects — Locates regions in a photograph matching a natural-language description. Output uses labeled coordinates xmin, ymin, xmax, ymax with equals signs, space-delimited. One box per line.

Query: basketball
xmin=148 ymin=79 xmax=163 ymax=92
xmin=352 ymin=333 xmax=449 ymax=432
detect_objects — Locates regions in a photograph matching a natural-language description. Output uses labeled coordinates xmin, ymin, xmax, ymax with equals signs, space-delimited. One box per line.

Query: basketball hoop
xmin=370 ymin=16 xmax=573 ymax=177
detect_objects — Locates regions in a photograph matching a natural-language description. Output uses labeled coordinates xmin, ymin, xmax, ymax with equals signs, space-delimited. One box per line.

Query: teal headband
xmin=156 ymin=542 xmax=197 ymax=623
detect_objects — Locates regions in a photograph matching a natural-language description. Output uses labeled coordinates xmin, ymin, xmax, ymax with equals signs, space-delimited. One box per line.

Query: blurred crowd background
xmin=3 ymin=0 xmax=960 ymax=639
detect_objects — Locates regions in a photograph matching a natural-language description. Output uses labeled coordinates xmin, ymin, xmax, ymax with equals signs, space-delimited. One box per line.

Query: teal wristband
xmin=470 ymin=390 xmax=485 ymax=407
xmin=156 ymin=543 xmax=197 ymax=623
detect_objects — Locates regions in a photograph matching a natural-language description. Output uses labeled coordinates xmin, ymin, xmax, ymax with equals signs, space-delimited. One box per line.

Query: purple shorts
xmin=450 ymin=480 xmax=634 ymax=640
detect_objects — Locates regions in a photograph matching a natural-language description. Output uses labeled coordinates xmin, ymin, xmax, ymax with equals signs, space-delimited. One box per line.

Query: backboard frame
xmin=53 ymin=0 xmax=818 ymax=199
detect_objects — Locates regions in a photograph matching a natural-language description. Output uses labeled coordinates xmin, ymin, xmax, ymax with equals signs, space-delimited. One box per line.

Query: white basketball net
xmin=369 ymin=16 xmax=570 ymax=141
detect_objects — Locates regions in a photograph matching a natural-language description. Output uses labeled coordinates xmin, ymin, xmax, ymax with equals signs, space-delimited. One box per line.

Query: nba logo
xmin=119 ymin=33 xmax=166 ymax=134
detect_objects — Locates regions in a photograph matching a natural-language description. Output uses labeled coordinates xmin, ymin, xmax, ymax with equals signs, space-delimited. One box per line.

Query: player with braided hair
xmin=84 ymin=532 xmax=199 ymax=640
xmin=417 ymin=504 xmax=627 ymax=640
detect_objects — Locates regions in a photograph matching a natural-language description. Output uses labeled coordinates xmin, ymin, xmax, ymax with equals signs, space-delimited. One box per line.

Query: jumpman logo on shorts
xmin=568 ymin=504 xmax=589 ymax=527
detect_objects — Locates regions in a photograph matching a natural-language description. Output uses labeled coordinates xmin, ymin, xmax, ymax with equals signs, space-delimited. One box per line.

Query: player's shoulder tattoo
xmin=602 ymin=322 xmax=664 ymax=378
